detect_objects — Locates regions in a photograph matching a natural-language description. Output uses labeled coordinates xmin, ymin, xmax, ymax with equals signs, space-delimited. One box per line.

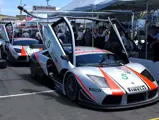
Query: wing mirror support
xmin=61 ymin=55 xmax=69 ymax=61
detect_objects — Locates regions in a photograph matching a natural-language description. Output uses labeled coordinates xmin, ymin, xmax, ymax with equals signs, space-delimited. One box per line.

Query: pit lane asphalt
xmin=0 ymin=63 xmax=159 ymax=120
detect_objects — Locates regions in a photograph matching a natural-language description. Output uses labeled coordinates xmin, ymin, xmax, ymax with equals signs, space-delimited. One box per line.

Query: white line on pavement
xmin=0 ymin=90 xmax=55 ymax=99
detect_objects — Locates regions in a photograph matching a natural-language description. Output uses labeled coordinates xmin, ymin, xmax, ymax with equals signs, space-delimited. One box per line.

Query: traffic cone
xmin=21 ymin=46 xmax=27 ymax=56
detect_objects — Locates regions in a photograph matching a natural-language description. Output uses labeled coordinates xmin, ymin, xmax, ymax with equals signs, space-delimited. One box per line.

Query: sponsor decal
xmin=33 ymin=6 xmax=56 ymax=11
xmin=122 ymin=73 xmax=128 ymax=80
xmin=128 ymin=85 xmax=147 ymax=92
xmin=89 ymin=88 xmax=101 ymax=92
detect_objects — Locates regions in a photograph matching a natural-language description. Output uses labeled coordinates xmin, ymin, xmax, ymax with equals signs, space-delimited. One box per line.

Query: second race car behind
xmin=1 ymin=38 xmax=43 ymax=62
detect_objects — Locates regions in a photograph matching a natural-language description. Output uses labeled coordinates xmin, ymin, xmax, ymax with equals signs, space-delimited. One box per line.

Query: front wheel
xmin=65 ymin=73 xmax=79 ymax=101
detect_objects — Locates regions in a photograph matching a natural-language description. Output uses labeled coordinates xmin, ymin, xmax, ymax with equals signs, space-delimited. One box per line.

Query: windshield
xmin=13 ymin=39 xmax=39 ymax=45
xmin=76 ymin=53 xmax=123 ymax=67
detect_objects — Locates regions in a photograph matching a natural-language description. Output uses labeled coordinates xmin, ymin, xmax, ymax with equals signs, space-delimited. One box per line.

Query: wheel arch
xmin=60 ymin=68 xmax=68 ymax=78
xmin=62 ymin=68 xmax=85 ymax=94
xmin=62 ymin=71 xmax=77 ymax=95
xmin=62 ymin=69 xmax=97 ymax=102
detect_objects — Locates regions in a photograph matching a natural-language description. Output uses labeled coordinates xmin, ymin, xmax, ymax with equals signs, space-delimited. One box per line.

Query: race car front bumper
xmin=9 ymin=54 xmax=30 ymax=62
xmin=78 ymin=88 xmax=159 ymax=110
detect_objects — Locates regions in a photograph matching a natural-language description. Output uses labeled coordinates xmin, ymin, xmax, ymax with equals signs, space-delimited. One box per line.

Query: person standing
xmin=151 ymin=28 xmax=159 ymax=62
xmin=82 ymin=28 xmax=92 ymax=46
xmin=76 ymin=25 xmax=84 ymax=46
xmin=153 ymin=9 xmax=158 ymax=25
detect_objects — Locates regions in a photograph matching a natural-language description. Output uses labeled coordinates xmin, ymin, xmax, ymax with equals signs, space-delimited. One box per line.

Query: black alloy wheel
xmin=65 ymin=73 xmax=79 ymax=101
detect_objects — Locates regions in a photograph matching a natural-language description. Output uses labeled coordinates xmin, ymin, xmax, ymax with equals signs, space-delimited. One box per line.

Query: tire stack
xmin=0 ymin=46 xmax=7 ymax=69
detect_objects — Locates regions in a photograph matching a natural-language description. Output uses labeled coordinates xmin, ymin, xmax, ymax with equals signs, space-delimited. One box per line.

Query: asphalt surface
xmin=0 ymin=63 xmax=159 ymax=120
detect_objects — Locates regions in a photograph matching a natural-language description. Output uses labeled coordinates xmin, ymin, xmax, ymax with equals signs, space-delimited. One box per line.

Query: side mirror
xmin=61 ymin=55 xmax=69 ymax=61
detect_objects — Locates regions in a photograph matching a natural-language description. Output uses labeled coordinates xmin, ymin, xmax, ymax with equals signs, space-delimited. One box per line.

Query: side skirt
xmin=49 ymin=75 xmax=64 ymax=94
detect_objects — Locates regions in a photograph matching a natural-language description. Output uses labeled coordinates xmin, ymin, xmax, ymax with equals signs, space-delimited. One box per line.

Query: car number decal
xmin=122 ymin=73 xmax=128 ymax=80
xmin=46 ymin=40 xmax=51 ymax=48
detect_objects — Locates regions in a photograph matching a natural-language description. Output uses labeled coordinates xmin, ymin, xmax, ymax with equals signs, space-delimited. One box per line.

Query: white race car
xmin=0 ymin=23 xmax=43 ymax=62
xmin=28 ymin=16 xmax=159 ymax=109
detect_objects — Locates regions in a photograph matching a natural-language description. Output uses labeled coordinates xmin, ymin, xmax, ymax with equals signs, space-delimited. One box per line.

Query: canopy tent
xmin=60 ymin=0 xmax=159 ymax=12
xmin=60 ymin=0 xmax=116 ymax=11
xmin=60 ymin=0 xmax=159 ymax=59
xmin=102 ymin=0 xmax=159 ymax=11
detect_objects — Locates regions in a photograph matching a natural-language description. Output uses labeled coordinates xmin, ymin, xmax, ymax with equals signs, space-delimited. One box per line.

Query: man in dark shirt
xmin=82 ymin=28 xmax=92 ymax=46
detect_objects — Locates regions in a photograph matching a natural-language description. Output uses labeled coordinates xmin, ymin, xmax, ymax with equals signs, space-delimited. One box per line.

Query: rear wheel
xmin=0 ymin=59 xmax=7 ymax=69
xmin=30 ymin=60 xmax=38 ymax=78
xmin=0 ymin=48 xmax=6 ymax=59
xmin=65 ymin=73 xmax=79 ymax=101
xmin=6 ymin=52 xmax=14 ymax=63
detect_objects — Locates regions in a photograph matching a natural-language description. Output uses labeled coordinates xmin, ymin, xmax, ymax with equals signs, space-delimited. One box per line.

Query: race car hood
xmin=13 ymin=45 xmax=41 ymax=56
xmin=74 ymin=65 xmax=152 ymax=94
xmin=100 ymin=66 xmax=149 ymax=93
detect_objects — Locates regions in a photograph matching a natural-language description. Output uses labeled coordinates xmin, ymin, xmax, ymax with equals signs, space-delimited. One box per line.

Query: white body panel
xmin=130 ymin=57 xmax=159 ymax=82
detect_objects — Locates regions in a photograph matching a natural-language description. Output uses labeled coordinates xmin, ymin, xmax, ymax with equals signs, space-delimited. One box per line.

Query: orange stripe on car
xmin=34 ymin=53 xmax=39 ymax=61
xmin=21 ymin=46 xmax=27 ymax=56
xmin=34 ymin=53 xmax=43 ymax=68
xmin=74 ymin=75 xmax=96 ymax=101
xmin=126 ymin=66 xmax=157 ymax=91
xmin=99 ymin=68 xmax=125 ymax=96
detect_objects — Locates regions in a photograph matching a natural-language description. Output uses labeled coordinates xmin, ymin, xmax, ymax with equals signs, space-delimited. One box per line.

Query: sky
xmin=0 ymin=0 xmax=72 ymax=16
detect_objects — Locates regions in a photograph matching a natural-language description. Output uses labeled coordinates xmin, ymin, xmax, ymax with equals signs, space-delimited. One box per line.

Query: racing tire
xmin=0 ymin=59 xmax=7 ymax=69
xmin=65 ymin=73 xmax=79 ymax=101
xmin=0 ymin=47 xmax=2 ymax=59
xmin=6 ymin=52 xmax=15 ymax=63
xmin=30 ymin=60 xmax=38 ymax=78
xmin=0 ymin=48 xmax=5 ymax=59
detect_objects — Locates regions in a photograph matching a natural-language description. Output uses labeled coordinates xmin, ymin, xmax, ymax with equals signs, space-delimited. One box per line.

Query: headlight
xmin=141 ymin=69 xmax=155 ymax=82
xmin=14 ymin=48 xmax=21 ymax=53
xmin=87 ymin=75 xmax=109 ymax=88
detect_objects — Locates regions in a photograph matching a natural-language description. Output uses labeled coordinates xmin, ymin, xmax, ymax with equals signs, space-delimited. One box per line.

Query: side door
xmin=5 ymin=22 xmax=14 ymax=44
xmin=42 ymin=17 xmax=75 ymax=73
xmin=0 ymin=25 xmax=10 ymax=43
xmin=108 ymin=18 xmax=130 ymax=64
xmin=0 ymin=24 xmax=10 ymax=53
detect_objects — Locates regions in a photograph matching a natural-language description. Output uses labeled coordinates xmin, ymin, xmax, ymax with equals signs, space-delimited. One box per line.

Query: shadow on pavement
xmin=19 ymin=73 xmax=55 ymax=90
xmin=7 ymin=62 xmax=30 ymax=67
xmin=20 ymin=88 xmax=78 ymax=108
